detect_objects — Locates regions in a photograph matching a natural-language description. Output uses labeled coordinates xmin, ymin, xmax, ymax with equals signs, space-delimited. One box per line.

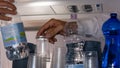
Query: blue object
xmin=102 ymin=13 xmax=120 ymax=68
xmin=1 ymin=22 xmax=27 ymax=47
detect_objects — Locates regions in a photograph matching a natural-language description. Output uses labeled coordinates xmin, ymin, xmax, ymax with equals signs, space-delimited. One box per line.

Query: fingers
xmin=0 ymin=0 xmax=15 ymax=2
xmin=0 ymin=0 xmax=3 ymax=1
xmin=36 ymin=18 xmax=66 ymax=44
xmin=0 ymin=1 xmax=17 ymax=21
xmin=36 ymin=19 xmax=55 ymax=37
xmin=48 ymin=37 xmax=57 ymax=44
xmin=45 ymin=25 xmax=63 ymax=38
xmin=0 ymin=1 xmax=16 ymax=11
xmin=0 ymin=14 xmax=12 ymax=21
xmin=43 ymin=25 xmax=63 ymax=44
xmin=0 ymin=8 xmax=17 ymax=14
xmin=8 ymin=0 xmax=15 ymax=2
xmin=59 ymin=30 xmax=66 ymax=36
xmin=0 ymin=0 xmax=15 ymax=3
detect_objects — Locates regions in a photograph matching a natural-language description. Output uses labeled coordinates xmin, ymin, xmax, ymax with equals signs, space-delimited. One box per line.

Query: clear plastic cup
xmin=36 ymin=36 xmax=50 ymax=61
xmin=83 ymin=51 xmax=99 ymax=68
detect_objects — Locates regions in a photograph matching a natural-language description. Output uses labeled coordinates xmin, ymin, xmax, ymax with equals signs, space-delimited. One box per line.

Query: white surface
xmin=1 ymin=0 xmax=120 ymax=68
xmin=15 ymin=0 xmax=120 ymax=15
xmin=17 ymin=6 xmax=54 ymax=15
xmin=0 ymin=13 xmax=109 ymax=68
xmin=15 ymin=0 xmax=102 ymax=16
xmin=102 ymin=0 xmax=120 ymax=13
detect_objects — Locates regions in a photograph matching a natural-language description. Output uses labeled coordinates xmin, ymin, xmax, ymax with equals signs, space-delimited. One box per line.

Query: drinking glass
xmin=83 ymin=51 xmax=99 ymax=68
xmin=27 ymin=36 xmax=50 ymax=68
xmin=36 ymin=36 xmax=50 ymax=61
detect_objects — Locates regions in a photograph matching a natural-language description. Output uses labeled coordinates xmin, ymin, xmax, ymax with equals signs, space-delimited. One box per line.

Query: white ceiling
xmin=15 ymin=0 xmax=120 ymax=17
xmin=16 ymin=0 xmax=120 ymax=16
xmin=14 ymin=0 xmax=103 ymax=29
xmin=15 ymin=0 xmax=102 ymax=16
xmin=13 ymin=0 xmax=120 ymax=30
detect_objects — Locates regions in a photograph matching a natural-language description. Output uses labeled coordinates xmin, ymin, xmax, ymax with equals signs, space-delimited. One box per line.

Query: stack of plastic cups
xmin=83 ymin=41 xmax=101 ymax=68
xmin=27 ymin=36 xmax=50 ymax=68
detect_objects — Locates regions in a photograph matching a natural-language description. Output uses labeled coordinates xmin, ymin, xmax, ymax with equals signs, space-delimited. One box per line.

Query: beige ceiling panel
xmin=51 ymin=5 xmax=70 ymax=14
xmin=17 ymin=6 xmax=54 ymax=15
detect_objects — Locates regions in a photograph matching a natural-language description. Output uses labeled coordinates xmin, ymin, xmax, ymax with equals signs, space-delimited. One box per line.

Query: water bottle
xmin=65 ymin=13 xmax=85 ymax=68
xmin=102 ymin=13 xmax=120 ymax=68
xmin=0 ymin=14 xmax=29 ymax=60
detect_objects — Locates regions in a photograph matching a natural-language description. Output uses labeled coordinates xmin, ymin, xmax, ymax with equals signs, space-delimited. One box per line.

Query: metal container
xmin=27 ymin=36 xmax=50 ymax=68
xmin=27 ymin=54 xmax=47 ymax=68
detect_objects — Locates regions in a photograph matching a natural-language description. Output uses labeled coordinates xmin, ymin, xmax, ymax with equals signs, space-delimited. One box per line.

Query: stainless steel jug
xmin=27 ymin=54 xmax=47 ymax=68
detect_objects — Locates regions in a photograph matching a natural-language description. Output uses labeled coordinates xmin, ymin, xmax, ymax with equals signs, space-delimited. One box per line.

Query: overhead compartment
xmin=14 ymin=0 xmax=103 ymax=30
xmin=16 ymin=0 xmax=102 ymax=16
xmin=17 ymin=6 xmax=55 ymax=15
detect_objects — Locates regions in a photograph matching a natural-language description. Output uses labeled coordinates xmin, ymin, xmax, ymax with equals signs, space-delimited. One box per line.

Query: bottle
xmin=65 ymin=13 xmax=85 ymax=68
xmin=102 ymin=13 xmax=120 ymax=68
xmin=0 ymin=14 xmax=29 ymax=60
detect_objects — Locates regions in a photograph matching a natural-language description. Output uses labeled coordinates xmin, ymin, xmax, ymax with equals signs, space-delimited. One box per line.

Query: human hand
xmin=36 ymin=18 xmax=67 ymax=44
xmin=0 ymin=0 xmax=17 ymax=21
